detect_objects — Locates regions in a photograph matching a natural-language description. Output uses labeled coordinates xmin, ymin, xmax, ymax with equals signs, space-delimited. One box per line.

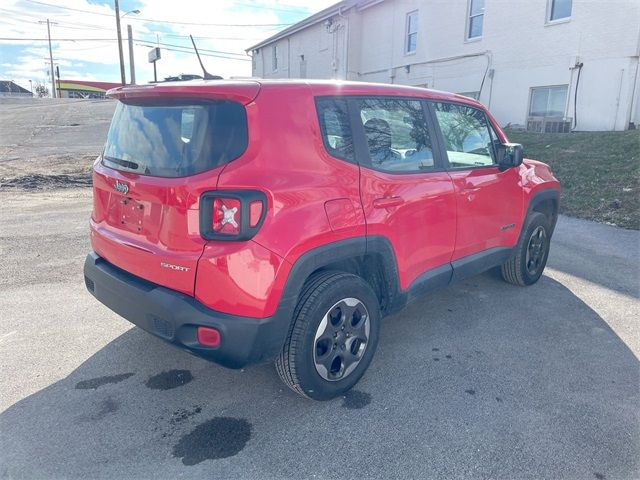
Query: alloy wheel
xmin=313 ymin=297 xmax=370 ymax=381
xmin=525 ymin=225 xmax=547 ymax=276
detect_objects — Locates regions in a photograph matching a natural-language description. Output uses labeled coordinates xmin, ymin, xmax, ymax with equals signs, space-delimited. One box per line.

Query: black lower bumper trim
xmin=83 ymin=252 xmax=291 ymax=368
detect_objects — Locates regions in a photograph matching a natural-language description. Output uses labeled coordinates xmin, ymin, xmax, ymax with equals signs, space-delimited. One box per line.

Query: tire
xmin=501 ymin=212 xmax=551 ymax=286
xmin=275 ymin=271 xmax=381 ymax=400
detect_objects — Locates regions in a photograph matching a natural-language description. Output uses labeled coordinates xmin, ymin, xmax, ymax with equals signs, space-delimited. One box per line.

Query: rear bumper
xmin=83 ymin=252 xmax=291 ymax=368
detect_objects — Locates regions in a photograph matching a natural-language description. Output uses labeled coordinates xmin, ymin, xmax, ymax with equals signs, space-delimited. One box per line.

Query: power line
xmin=0 ymin=37 xmax=251 ymax=61
xmin=227 ymin=1 xmax=311 ymax=14
xmin=22 ymin=0 xmax=296 ymax=27
xmin=134 ymin=42 xmax=251 ymax=61
xmin=0 ymin=37 xmax=248 ymax=57
xmin=0 ymin=37 xmax=130 ymax=41
xmin=0 ymin=12 xmax=264 ymax=40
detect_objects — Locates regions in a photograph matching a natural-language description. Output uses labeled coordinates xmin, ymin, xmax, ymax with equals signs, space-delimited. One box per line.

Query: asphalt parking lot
xmin=0 ymin=188 xmax=638 ymax=480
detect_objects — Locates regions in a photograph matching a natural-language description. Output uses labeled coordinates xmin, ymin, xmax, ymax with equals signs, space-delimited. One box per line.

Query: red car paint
xmin=90 ymin=79 xmax=559 ymax=321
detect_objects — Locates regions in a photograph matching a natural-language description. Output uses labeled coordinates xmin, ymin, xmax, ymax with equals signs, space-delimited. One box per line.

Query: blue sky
xmin=0 ymin=0 xmax=336 ymax=92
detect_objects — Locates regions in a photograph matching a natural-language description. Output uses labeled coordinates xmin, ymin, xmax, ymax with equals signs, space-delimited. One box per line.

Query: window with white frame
xmin=548 ymin=0 xmax=572 ymax=22
xmin=467 ymin=0 xmax=484 ymax=39
xmin=529 ymin=86 xmax=568 ymax=117
xmin=406 ymin=11 xmax=418 ymax=54
xmin=272 ymin=45 xmax=278 ymax=71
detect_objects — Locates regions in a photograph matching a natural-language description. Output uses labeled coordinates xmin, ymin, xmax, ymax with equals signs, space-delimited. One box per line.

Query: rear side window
xmin=103 ymin=100 xmax=247 ymax=178
xmin=315 ymin=97 xmax=355 ymax=162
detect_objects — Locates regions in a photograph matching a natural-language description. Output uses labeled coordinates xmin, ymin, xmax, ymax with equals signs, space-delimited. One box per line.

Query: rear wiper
xmin=104 ymin=155 xmax=139 ymax=170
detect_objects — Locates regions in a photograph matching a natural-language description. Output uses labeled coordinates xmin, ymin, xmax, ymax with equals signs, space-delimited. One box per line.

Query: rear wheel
xmin=275 ymin=271 xmax=380 ymax=400
xmin=501 ymin=212 xmax=551 ymax=286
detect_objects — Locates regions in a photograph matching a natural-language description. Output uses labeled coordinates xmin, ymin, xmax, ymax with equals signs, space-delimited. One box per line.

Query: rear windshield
xmin=103 ymin=99 xmax=248 ymax=178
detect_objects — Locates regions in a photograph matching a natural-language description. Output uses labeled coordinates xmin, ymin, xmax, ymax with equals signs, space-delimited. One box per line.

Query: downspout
xmin=287 ymin=37 xmax=291 ymax=78
xmin=566 ymin=62 xmax=575 ymax=119
xmin=572 ymin=62 xmax=584 ymax=130
xmin=261 ymin=47 xmax=265 ymax=78
xmin=613 ymin=68 xmax=625 ymax=131
xmin=338 ymin=6 xmax=349 ymax=80
xmin=626 ymin=23 xmax=640 ymax=128
xmin=487 ymin=68 xmax=495 ymax=109
xmin=389 ymin=0 xmax=396 ymax=83
xmin=628 ymin=58 xmax=640 ymax=128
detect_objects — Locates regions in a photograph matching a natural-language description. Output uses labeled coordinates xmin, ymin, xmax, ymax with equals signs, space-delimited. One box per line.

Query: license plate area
xmin=119 ymin=197 xmax=144 ymax=233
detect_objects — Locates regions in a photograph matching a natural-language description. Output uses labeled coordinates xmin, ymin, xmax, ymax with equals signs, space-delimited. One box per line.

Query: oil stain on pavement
xmin=75 ymin=372 xmax=134 ymax=390
xmin=92 ymin=397 xmax=119 ymax=420
xmin=172 ymin=417 xmax=252 ymax=465
xmin=342 ymin=390 xmax=371 ymax=409
xmin=169 ymin=406 xmax=202 ymax=427
xmin=146 ymin=370 xmax=193 ymax=390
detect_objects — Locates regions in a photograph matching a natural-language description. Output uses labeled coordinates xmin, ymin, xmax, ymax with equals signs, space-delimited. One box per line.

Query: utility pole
xmin=114 ymin=0 xmax=126 ymax=85
xmin=39 ymin=19 xmax=57 ymax=98
xmin=55 ymin=65 xmax=61 ymax=98
xmin=127 ymin=24 xmax=135 ymax=84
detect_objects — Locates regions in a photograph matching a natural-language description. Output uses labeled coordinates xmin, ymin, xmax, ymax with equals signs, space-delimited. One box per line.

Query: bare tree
xmin=34 ymin=83 xmax=49 ymax=98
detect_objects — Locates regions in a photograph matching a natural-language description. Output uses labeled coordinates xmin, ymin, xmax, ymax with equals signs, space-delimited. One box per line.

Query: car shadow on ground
xmin=1 ymin=274 xmax=638 ymax=479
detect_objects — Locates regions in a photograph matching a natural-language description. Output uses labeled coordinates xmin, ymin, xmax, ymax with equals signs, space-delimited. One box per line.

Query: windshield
xmin=103 ymin=99 xmax=247 ymax=178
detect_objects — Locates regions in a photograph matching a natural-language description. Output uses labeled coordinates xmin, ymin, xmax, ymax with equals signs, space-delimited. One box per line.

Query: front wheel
xmin=275 ymin=271 xmax=381 ymax=400
xmin=501 ymin=212 xmax=551 ymax=286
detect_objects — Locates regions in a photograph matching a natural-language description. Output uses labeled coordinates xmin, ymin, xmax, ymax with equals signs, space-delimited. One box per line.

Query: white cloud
xmin=0 ymin=0 xmax=337 ymax=90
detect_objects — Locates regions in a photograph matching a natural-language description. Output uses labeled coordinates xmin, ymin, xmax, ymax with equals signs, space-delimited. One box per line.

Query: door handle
xmin=373 ymin=196 xmax=404 ymax=209
xmin=461 ymin=186 xmax=480 ymax=202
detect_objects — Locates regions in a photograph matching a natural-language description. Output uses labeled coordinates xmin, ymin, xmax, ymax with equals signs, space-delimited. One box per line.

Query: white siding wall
xmin=251 ymin=0 xmax=640 ymax=131
xmin=253 ymin=21 xmax=348 ymax=80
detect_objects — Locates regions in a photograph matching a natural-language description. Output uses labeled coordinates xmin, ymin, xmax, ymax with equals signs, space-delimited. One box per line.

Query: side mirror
xmin=496 ymin=143 xmax=524 ymax=170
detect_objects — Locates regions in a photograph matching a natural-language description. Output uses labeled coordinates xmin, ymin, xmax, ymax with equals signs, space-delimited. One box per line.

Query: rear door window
xmin=103 ymin=99 xmax=247 ymax=178
xmin=355 ymin=97 xmax=435 ymax=173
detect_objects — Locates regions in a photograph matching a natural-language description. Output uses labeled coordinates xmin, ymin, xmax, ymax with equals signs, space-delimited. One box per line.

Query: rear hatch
xmin=90 ymin=81 xmax=259 ymax=295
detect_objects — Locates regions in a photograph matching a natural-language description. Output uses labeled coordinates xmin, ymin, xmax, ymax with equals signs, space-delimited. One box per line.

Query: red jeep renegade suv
xmin=84 ymin=80 xmax=560 ymax=400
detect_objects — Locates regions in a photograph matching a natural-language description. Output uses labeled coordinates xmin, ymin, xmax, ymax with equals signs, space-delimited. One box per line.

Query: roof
xmin=246 ymin=0 xmax=383 ymax=52
xmin=106 ymin=78 xmax=481 ymax=107
xmin=0 ymin=81 xmax=30 ymax=94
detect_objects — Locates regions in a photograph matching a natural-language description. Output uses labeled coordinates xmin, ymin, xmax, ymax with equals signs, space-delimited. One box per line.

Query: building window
xmin=406 ymin=11 xmax=418 ymax=54
xmin=467 ymin=0 xmax=484 ymax=39
xmin=548 ymin=0 xmax=572 ymax=22
xmin=458 ymin=91 xmax=480 ymax=100
xmin=272 ymin=45 xmax=278 ymax=71
xmin=529 ymin=85 xmax=568 ymax=117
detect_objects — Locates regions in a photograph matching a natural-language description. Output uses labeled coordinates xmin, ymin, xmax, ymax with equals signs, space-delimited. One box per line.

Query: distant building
xmin=56 ymin=80 xmax=121 ymax=99
xmin=247 ymin=0 xmax=640 ymax=131
xmin=0 ymin=80 xmax=32 ymax=97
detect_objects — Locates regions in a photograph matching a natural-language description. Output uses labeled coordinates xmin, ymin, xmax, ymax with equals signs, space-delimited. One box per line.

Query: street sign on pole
xmin=148 ymin=47 xmax=161 ymax=82
xmin=148 ymin=47 xmax=161 ymax=63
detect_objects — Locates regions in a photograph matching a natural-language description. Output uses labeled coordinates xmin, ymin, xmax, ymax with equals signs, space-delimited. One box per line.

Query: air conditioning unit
xmin=527 ymin=117 xmax=572 ymax=133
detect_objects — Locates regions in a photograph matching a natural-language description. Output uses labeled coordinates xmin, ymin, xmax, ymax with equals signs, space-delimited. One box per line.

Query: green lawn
xmin=506 ymin=130 xmax=640 ymax=230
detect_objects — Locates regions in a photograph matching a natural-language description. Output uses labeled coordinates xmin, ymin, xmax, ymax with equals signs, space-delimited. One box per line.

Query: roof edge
xmin=246 ymin=0 xmax=353 ymax=52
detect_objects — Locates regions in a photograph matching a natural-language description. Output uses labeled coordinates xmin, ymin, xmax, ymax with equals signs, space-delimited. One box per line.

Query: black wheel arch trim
xmin=524 ymin=188 xmax=560 ymax=236
xmin=278 ymin=236 xmax=403 ymax=319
